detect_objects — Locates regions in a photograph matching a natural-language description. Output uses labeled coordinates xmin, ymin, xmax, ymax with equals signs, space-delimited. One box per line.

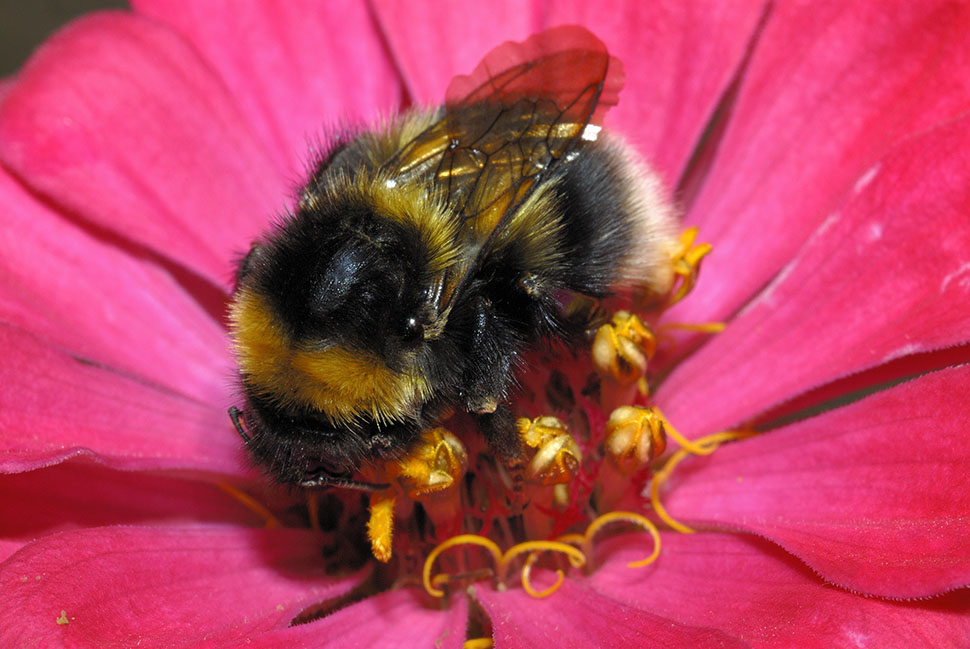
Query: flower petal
xmin=371 ymin=0 xmax=766 ymax=186
xmin=239 ymin=589 xmax=467 ymax=649
xmin=674 ymin=0 xmax=970 ymax=324
xmin=0 ymin=166 xmax=228 ymax=404
xmin=590 ymin=533 xmax=970 ymax=649
xmin=370 ymin=0 xmax=532 ymax=105
xmin=133 ymin=0 xmax=403 ymax=179
xmin=0 ymin=12 xmax=287 ymax=285
xmin=660 ymin=365 xmax=970 ymax=598
xmin=0 ymin=526 xmax=363 ymax=648
xmin=658 ymin=111 xmax=970 ymax=436
xmin=474 ymin=578 xmax=748 ymax=649
xmin=0 ymin=462 xmax=268 ymax=562
xmin=0 ymin=322 xmax=244 ymax=476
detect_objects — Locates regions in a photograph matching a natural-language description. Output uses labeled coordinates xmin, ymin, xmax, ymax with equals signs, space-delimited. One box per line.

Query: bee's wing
xmin=382 ymin=25 xmax=624 ymax=312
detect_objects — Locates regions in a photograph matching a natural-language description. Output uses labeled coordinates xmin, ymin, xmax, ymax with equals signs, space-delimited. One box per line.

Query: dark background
xmin=1 ymin=1 xmax=127 ymax=77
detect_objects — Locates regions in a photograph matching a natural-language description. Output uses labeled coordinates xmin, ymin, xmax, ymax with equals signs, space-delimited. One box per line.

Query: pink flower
xmin=2 ymin=1 xmax=970 ymax=647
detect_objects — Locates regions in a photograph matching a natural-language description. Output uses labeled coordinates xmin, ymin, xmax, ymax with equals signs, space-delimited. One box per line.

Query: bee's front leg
xmin=462 ymin=295 xmax=517 ymax=416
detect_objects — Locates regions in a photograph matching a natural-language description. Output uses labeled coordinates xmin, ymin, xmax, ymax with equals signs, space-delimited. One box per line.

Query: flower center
xmin=222 ymin=227 xmax=750 ymax=613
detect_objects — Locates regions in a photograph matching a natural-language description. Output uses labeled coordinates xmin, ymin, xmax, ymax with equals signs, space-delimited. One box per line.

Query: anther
xmin=516 ymin=416 xmax=582 ymax=485
xmin=395 ymin=427 xmax=468 ymax=499
xmin=604 ymin=406 xmax=667 ymax=474
xmin=592 ymin=311 xmax=657 ymax=386
xmin=666 ymin=226 xmax=713 ymax=307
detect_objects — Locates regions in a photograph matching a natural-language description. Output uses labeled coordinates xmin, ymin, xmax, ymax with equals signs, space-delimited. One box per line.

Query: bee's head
xmin=230 ymin=178 xmax=460 ymax=426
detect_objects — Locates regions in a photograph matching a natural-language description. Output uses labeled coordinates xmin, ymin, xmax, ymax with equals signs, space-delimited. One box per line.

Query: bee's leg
xmin=297 ymin=473 xmax=389 ymax=492
xmin=463 ymin=295 xmax=517 ymax=416
xmin=462 ymin=295 xmax=533 ymax=509
xmin=477 ymin=404 xmax=526 ymax=509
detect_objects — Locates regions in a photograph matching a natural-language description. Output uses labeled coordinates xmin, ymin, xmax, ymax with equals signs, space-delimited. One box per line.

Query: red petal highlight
xmin=591 ymin=533 xmax=970 ymax=649
xmin=0 ymin=323 xmax=245 ymax=477
xmin=475 ymin=578 xmax=748 ymax=649
xmin=0 ymin=167 xmax=229 ymax=404
xmin=661 ymin=366 xmax=970 ymax=598
xmin=240 ymin=589 xmax=467 ymax=649
xmin=674 ymin=0 xmax=970 ymax=324
xmin=0 ymin=12 xmax=287 ymax=285
xmin=658 ymin=112 xmax=970 ymax=436
xmin=0 ymin=526 xmax=363 ymax=648
xmin=133 ymin=0 xmax=403 ymax=180
xmin=0 ymin=462 xmax=267 ymax=562
xmin=371 ymin=0 xmax=766 ymax=187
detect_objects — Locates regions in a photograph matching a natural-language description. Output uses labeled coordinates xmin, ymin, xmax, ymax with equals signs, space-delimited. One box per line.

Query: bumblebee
xmin=228 ymin=25 xmax=677 ymax=492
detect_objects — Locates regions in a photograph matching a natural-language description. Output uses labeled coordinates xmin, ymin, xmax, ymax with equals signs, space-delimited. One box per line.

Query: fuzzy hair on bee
xmin=228 ymin=25 xmax=678 ymax=489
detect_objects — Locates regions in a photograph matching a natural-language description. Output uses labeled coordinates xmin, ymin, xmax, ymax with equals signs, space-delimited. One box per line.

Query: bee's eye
xmin=402 ymin=317 xmax=424 ymax=345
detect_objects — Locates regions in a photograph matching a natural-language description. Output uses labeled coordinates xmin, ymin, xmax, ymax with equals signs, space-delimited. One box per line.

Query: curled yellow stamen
xmin=521 ymin=552 xmax=564 ymax=598
xmin=583 ymin=511 xmax=662 ymax=568
xmin=653 ymin=409 xmax=719 ymax=456
xmin=216 ymin=482 xmax=281 ymax=529
xmin=423 ymin=535 xmax=503 ymax=598
xmin=501 ymin=540 xmax=586 ymax=599
xmin=650 ymin=430 xmax=757 ymax=534
xmin=464 ymin=639 xmax=494 ymax=649
xmin=555 ymin=532 xmax=587 ymax=547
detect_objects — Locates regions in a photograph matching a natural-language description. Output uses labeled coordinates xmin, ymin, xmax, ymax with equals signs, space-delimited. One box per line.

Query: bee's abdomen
xmin=555 ymin=135 xmax=678 ymax=297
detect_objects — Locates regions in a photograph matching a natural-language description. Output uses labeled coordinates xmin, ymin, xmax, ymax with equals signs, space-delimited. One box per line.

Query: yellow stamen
xmin=650 ymin=429 xmax=757 ymax=534
xmin=653 ymin=409 xmax=718 ymax=455
xmin=554 ymin=533 xmax=587 ymax=547
xmin=521 ymin=551 xmax=564 ymax=598
xmin=502 ymin=540 xmax=586 ymax=599
xmin=501 ymin=540 xmax=586 ymax=575
xmin=216 ymin=482 xmax=281 ymax=529
xmin=658 ymin=321 xmax=726 ymax=334
xmin=583 ymin=511 xmax=661 ymax=568
xmin=307 ymin=492 xmax=320 ymax=532
xmin=423 ymin=535 xmax=503 ymax=598
xmin=464 ymin=639 xmax=494 ymax=649
xmin=367 ymin=490 xmax=396 ymax=562
xmin=666 ymin=226 xmax=713 ymax=307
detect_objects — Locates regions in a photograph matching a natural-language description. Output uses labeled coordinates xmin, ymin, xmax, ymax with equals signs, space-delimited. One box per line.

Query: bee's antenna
xmin=228 ymin=407 xmax=251 ymax=444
